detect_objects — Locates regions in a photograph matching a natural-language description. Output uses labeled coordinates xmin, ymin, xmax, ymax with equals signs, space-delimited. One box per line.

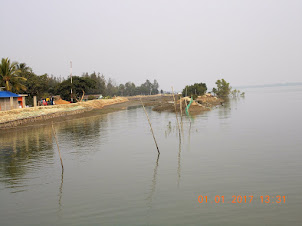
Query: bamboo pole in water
xmin=180 ymin=96 xmax=183 ymax=131
xmin=52 ymin=122 xmax=64 ymax=172
xmin=172 ymin=87 xmax=181 ymax=139
xmin=140 ymin=98 xmax=160 ymax=155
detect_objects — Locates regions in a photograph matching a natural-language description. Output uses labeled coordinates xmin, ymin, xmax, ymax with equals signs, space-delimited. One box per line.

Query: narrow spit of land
xmin=0 ymin=94 xmax=223 ymax=129
xmin=0 ymin=97 xmax=128 ymax=129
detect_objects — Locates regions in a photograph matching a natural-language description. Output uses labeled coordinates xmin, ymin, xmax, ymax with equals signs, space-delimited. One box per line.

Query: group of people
xmin=39 ymin=97 xmax=55 ymax=106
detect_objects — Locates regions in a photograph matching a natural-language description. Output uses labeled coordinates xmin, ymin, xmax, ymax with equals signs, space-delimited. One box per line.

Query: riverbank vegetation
xmin=212 ymin=79 xmax=231 ymax=98
xmin=183 ymin=79 xmax=245 ymax=100
xmin=0 ymin=58 xmax=161 ymax=104
xmin=1 ymin=57 xmax=244 ymax=106
xmin=0 ymin=58 xmax=27 ymax=92
xmin=182 ymin=83 xmax=207 ymax=98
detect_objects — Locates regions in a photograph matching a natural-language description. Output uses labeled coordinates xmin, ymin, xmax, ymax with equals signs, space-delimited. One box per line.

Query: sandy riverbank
xmin=0 ymin=94 xmax=223 ymax=129
xmin=0 ymin=97 xmax=128 ymax=129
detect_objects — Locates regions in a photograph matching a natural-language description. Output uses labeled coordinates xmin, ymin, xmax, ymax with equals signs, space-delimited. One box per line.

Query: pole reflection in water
xmin=58 ymin=171 xmax=64 ymax=214
xmin=165 ymin=121 xmax=173 ymax=138
xmin=187 ymin=119 xmax=192 ymax=152
xmin=177 ymin=138 xmax=182 ymax=188
xmin=146 ymin=154 xmax=160 ymax=208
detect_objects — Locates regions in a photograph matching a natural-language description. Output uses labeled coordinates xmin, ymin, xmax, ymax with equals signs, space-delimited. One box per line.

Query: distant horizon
xmin=1 ymin=0 xmax=301 ymax=91
xmin=3 ymin=56 xmax=302 ymax=92
xmin=233 ymin=82 xmax=302 ymax=89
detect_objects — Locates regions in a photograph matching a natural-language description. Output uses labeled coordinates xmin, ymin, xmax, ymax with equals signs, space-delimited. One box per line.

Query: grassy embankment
xmin=0 ymin=97 xmax=128 ymax=128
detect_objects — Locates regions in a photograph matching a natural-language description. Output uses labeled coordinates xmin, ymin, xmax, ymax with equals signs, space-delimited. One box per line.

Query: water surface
xmin=0 ymin=86 xmax=301 ymax=225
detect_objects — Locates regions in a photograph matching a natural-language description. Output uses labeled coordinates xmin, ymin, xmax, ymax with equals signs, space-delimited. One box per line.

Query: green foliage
xmin=17 ymin=66 xmax=60 ymax=105
xmin=151 ymin=79 xmax=159 ymax=95
xmin=124 ymin=82 xmax=136 ymax=96
xmin=24 ymin=74 xmax=48 ymax=96
xmin=229 ymin=88 xmax=245 ymax=98
xmin=56 ymin=76 xmax=96 ymax=101
xmin=119 ymin=79 xmax=159 ymax=96
xmin=83 ymin=72 xmax=106 ymax=95
xmin=140 ymin=79 xmax=152 ymax=95
xmin=106 ymin=78 xmax=118 ymax=96
xmin=212 ymin=79 xmax=231 ymax=98
xmin=118 ymin=84 xmax=125 ymax=96
xmin=182 ymin=83 xmax=207 ymax=98
xmin=1 ymin=58 xmax=162 ymax=103
xmin=0 ymin=58 xmax=26 ymax=91
xmin=231 ymin=89 xmax=244 ymax=98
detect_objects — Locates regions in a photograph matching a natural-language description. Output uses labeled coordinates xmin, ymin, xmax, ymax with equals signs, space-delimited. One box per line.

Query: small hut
xmin=0 ymin=91 xmax=26 ymax=111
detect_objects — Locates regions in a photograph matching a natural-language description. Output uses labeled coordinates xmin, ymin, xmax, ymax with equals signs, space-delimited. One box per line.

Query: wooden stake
xmin=171 ymin=87 xmax=181 ymax=139
xmin=180 ymin=96 xmax=183 ymax=130
xmin=52 ymin=122 xmax=64 ymax=172
xmin=140 ymin=98 xmax=160 ymax=155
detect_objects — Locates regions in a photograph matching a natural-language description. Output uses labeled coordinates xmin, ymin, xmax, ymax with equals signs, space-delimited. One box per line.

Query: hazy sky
xmin=1 ymin=0 xmax=301 ymax=90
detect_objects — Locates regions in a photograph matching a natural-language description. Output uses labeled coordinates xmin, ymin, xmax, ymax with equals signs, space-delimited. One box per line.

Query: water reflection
xmin=164 ymin=120 xmax=183 ymax=187
xmin=146 ymin=154 xmax=160 ymax=207
xmin=218 ymin=100 xmax=232 ymax=119
xmin=177 ymin=139 xmax=182 ymax=187
xmin=53 ymin=114 xmax=111 ymax=159
xmin=58 ymin=172 xmax=64 ymax=214
xmin=127 ymin=105 xmax=142 ymax=110
xmin=165 ymin=121 xmax=173 ymax=138
xmin=0 ymin=113 xmax=111 ymax=192
xmin=0 ymin=126 xmax=54 ymax=190
xmin=58 ymin=117 xmax=103 ymax=144
xmin=185 ymin=119 xmax=192 ymax=152
xmin=1 ymin=87 xmax=301 ymax=225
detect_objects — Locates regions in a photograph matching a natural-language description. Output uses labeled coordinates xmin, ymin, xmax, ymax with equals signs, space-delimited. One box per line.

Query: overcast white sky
xmin=1 ymin=0 xmax=301 ymax=91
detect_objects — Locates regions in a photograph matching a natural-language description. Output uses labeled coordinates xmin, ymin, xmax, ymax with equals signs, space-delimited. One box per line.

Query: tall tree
xmin=212 ymin=79 xmax=231 ymax=98
xmin=24 ymin=73 xmax=49 ymax=98
xmin=182 ymin=82 xmax=207 ymax=98
xmin=56 ymin=76 xmax=96 ymax=101
xmin=17 ymin=63 xmax=32 ymax=75
xmin=118 ymin=84 xmax=125 ymax=96
xmin=85 ymin=72 xmax=106 ymax=95
xmin=152 ymin=79 xmax=159 ymax=94
xmin=11 ymin=62 xmax=33 ymax=94
xmin=0 ymin=58 xmax=26 ymax=91
xmin=139 ymin=79 xmax=152 ymax=95
xmin=125 ymin=82 xmax=136 ymax=96
xmin=106 ymin=78 xmax=118 ymax=96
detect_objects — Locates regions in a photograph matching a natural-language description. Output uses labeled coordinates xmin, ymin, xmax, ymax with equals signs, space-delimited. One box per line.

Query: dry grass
xmin=0 ymin=97 xmax=129 ymax=124
xmin=78 ymin=97 xmax=128 ymax=109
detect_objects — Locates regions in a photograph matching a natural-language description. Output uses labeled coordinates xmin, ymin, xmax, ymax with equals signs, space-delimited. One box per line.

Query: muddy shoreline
xmin=0 ymin=95 xmax=223 ymax=130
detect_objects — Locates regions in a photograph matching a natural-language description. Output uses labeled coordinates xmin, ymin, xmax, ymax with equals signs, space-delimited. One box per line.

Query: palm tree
xmin=17 ymin=62 xmax=32 ymax=76
xmin=0 ymin=58 xmax=26 ymax=91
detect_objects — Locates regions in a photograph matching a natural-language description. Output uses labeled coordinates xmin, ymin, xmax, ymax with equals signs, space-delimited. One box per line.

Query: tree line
xmin=0 ymin=58 xmax=161 ymax=104
xmin=182 ymin=79 xmax=244 ymax=99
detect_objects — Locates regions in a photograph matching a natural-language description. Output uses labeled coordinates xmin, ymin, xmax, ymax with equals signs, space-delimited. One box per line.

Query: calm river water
xmin=0 ymin=86 xmax=302 ymax=225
